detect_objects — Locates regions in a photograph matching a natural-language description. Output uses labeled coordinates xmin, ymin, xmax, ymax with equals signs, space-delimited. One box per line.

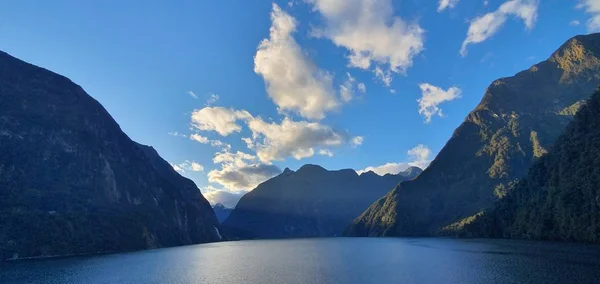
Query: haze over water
xmin=2 ymin=238 xmax=600 ymax=284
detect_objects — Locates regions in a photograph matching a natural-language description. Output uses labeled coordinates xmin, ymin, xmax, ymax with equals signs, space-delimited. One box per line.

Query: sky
xmin=0 ymin=0 xmax=595 ymax=207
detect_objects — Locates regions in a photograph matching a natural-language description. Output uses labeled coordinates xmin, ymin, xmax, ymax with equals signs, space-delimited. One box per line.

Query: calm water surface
xmin=2 ymin=238 xmax=600 ymax=284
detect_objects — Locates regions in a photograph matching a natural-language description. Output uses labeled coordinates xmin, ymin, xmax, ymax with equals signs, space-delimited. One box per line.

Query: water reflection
xmin=2 ymin=238 xmax=600 ymax=284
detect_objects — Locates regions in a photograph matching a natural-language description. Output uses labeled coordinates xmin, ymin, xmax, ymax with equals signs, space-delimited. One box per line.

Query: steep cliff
xmin=0 ymin=51 xmax=221 ymax=259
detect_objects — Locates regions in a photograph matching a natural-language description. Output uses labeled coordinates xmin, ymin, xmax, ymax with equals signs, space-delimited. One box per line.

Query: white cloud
xmin=168 ymin=132 xmax=187 ymax=138
xmin=570 ymin=20 xmax=581 ymax=26
xmin=307 ymin=0 xmax=425 ymax=83
xmin=340 ymin=72 xmax=363 ymax=102
xmin=356 ymin=144 xmax=432 ymax=175
xmin=205 ymin=93 xmax=220 ymax=106
xmin=357 ymin=82 xmax=366 ymax=93
xmin=417 ymin=83 xmax=461 ymax=123
xmin=460 ymin=0 xmax=538 ymax=56
xmin=190 ymin=106 xmax=252 ymax=136
xmin=578 ymin=0 xmax=600 ymax=31
xmin=190 ymin=105 xmax=361 ymax=163
xmin=187 ymin=91 xmax=198 ymax=99
xmin=351 ymin=136 xmax=364 ymax=147
xmin=202 ymin=188 xmax=246 ymax=208
xmin=340 ymin=82 xmax=353 ymax=102
xmin=207 ymin=149 xmax=281 ymax=191
xmin=319 ymin=149 xmax=334 ymax=157
xmin=189 ymin=133 xmax=230 ymax=150
xmin=254 ymin=3 xmax=339 ymax=120
xmin=171 ymin=163 xmax=185 ymax=173
xmin=173 ymin=160 xmax=205 ymax=173
xmin=190 ymin=133 xmax=210 ymax=144
xmin=438 ymin=0 xmax=459 ymax=12
xmin=374 ymin=66 xmax=392 ymax=87
xmin=245 ymin=116 xmax=356 ymax=163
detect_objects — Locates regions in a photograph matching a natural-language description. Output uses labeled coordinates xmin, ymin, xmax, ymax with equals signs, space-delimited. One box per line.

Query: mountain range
xmin=0 ymin=51 xmax=221 ymax=259
xmin=346 ymin=33 xmax=600 ymax=237
xmin=212 ymin=203 xmax=233 ymax=223
xmin=223 ymin=165 xmax=421 ymax=238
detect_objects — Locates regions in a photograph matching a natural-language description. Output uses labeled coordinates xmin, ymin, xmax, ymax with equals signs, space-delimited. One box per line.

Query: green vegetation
xmin=460 ymin=89 xmax=600 ymax=242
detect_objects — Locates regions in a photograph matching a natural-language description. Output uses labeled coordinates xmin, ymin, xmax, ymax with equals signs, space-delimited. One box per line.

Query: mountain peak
xmin=297 ymin=164 xmax=327 ymax=173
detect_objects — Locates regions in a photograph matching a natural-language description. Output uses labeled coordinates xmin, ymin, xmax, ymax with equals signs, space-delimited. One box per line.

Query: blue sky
xmin=0 ymin=0 xmax=594 ymax=207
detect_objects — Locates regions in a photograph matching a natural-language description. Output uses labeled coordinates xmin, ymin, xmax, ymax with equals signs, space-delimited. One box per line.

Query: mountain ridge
xmin=346 ymin=33 xmax=600 ymax=237
xmin=223 ymin=164 xmax=421 ymax=238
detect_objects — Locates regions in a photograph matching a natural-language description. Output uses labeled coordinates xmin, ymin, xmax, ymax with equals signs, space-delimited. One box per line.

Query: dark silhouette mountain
xmin=0 ymin=51 xmax=221 ymax=259
xmin=212 ymin=203 xmax=233 ymax=223
xmin=223 ymin=164 xmax=421 ymax=239
xmin=458 ymin=89 xmax=600 ymax=242
xmin=346 ymin=33 xmax=600 ymax=237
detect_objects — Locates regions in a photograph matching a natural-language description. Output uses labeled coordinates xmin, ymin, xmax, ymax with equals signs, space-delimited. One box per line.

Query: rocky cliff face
xmin=0 ymin=51 xmax=221 ymax=259
xmin=223 ymin=165 xmax=421 ymax=239
xmin=346 ymin=33 xmax=600 ymax=237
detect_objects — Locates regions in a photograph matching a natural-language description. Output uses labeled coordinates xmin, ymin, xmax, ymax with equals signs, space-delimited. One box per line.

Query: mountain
xmin=458 ymin=89 xmax=600 ymax=242
xmin=346 ymin=33 xmax=600 ymax=237
xmin=0 ymin=51 xmax=221 ymax=259
xmin=212 ymin=203 xmax=233 ymax=223
xmin=223 ymin=165 xmax=421 ymax=239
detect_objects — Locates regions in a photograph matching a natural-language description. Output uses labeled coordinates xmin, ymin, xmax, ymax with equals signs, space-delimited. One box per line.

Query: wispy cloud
xmin=356 ymin=144 xmax=432 ymax=175
xmin=187 ymin=90 xmax=198 ymax=99
xmin=460 ymin=0 xmax=539 ymax=56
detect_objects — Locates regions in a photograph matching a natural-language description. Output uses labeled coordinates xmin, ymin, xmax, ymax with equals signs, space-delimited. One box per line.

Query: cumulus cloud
xmin=254 ymin=3 xmax=339 ymax=120
xmin=438 ymin=0 xmax=459 ymax=12
xmin=202 ymin=189 xmax=246 ymax=208
xmin=356 ymin=144 xmax=432 ymax=175
xmin=207 ymin=150 xmax=281 ymax=191
xmin=307 ymin=0 xmax=425 ymax=83
xmin=190 ymin=107 xmax=252 ymax=136
xmin=245 ymin=116 xmax=358 ymax=163
xmin=417 ymin=83 xmax=461 ymax=123
xmin=460 ymin=0 xmax=538 ymax=56
xmin=189 ymin=106 xmax=362 ymax=163
xmin=172 ymin=160 xmax=205 ymax=173
xmin=578 ymin=0 xmax=600 ymax=31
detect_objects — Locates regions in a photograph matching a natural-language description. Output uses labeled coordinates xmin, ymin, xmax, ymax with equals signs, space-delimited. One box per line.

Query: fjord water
xmin=2 ymin=238 xmax=600 ymax=284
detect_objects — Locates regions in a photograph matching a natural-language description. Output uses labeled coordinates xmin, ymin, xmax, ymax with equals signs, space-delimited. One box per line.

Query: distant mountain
xmin=212 ymin=203 xmax=233 ymax=223
xmin=346 ymin=33 xmax=600 ymax=237
xmin=0 ymin=51 xmax=221 ymax=260
xmin=458 ymin=89 xmax=600 ymax=242
xmin=223 ymin=165 xmax=421 ymax=239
